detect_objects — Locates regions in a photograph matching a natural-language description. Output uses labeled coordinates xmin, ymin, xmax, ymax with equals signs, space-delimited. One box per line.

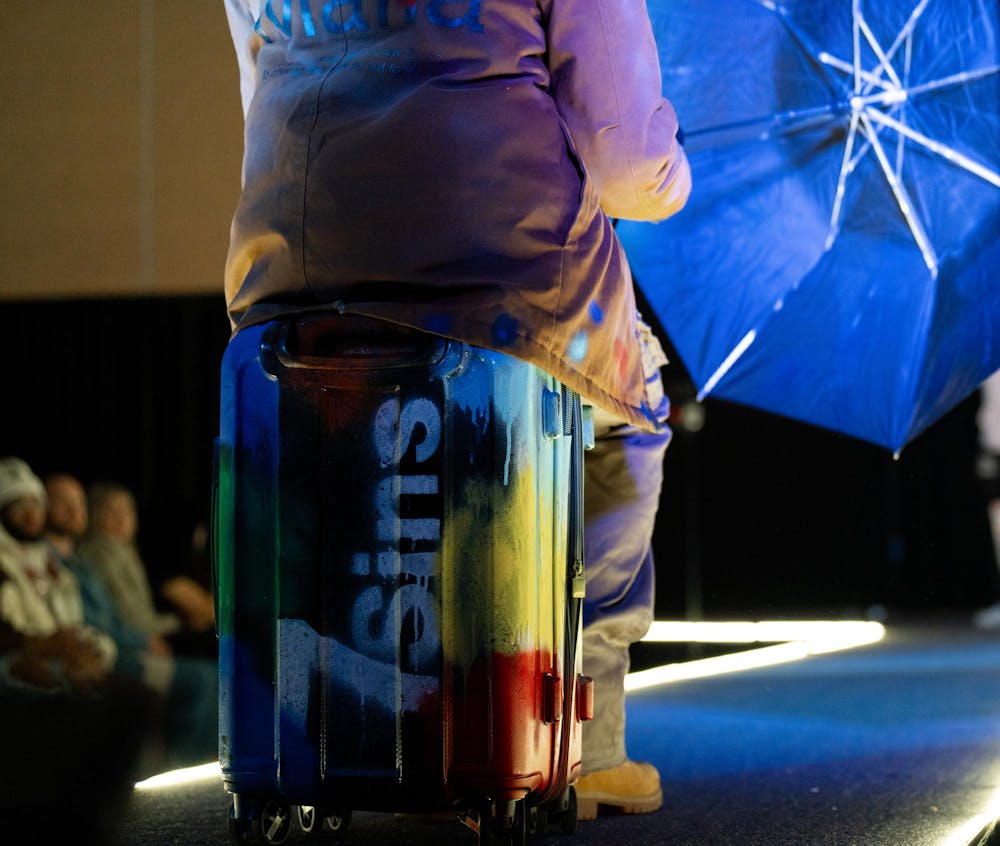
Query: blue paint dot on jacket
xmin=491 ymin=313 xmax=519 ymax=347
xmin=569 ymin=331 xmax=588 ymax=362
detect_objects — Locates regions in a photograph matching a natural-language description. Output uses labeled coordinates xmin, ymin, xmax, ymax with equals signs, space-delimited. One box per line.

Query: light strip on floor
xmin=135 ymin=621 xmax=886 ymax=788
xmin=134 ymin=761 xmax=221 ymax=790
xmin=937 ymin=781 xmax=1000 ymax=846
xmin=625 ymin=620 xmax=886 ymax=691
xmin=643 ymin=619 xmax=886 ymax=647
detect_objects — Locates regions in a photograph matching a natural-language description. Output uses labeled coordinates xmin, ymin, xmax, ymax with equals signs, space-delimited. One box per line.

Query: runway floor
xmin=113 ymin=616 xmax=1000 ymax=846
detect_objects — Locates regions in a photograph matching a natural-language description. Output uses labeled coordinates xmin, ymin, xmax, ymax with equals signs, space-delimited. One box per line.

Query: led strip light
xmin=625 ymin=619 xmax=886 ymax=691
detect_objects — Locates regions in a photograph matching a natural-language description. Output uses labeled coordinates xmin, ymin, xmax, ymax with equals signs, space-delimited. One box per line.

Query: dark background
xmin=1 ymin=295 xmax=995 ymax=619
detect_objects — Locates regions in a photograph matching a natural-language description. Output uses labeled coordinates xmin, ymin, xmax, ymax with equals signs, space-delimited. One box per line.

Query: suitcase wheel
xmin=227 ymin=798 xmax=294 ymax=844
xmin=295 ymin=805 xmax=351 ymax=834
xmin=295 ymin=806 xmax=316 ymax=834
xmin=253 ymin=798 xmax=293 ymax=844
xmin=536 ymin=787 xmax=577 ymax=837
xmin=293 ymin=805 xmax=352 ymax=839
xmin=526 ymin=805 xmax=548 ymax=836
xmin=320 ymin=807 xmax=352 ymax=836
xmin=479 ymin=798 xmax=527 ymax=846
xmin=228 ymin=803 xmax=251 ymax=843
xmin=559 ymin=787 xmax=578 ymax=835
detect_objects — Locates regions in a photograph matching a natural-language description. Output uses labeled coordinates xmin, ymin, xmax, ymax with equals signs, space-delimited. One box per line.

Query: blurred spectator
xmin=71 ymin=479 xmax=219 ymax=766
xmin=161 ymin=567 xmax=215 ymax=634
xmin=0 ymin=614 xmax=157 ymax=845
xmin=0 ymin=457 xmax=159 ymax=844
xmin=0 ymin=457 xmax=116 ymax=694
xmin=973 ymin=371 xmax=1000 ymax=629
xmin=143 ymin=497 xmax=217 ymax=660
xmin=45 ymin=474 xmax=173 ymax=690
xmin=78 ymin=482 xmax=183 ymax=639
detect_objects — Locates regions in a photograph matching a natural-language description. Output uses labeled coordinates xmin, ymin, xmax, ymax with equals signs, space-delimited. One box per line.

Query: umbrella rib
xmin=902 ymin=65 xmax=1000 ymax=103
xmin=860 ymin=110 xmax=939 ymax=276
xmin=896 ymin=33 xmax=914 ymax=178
xmin=684 ymin=105 xmax=839 ymax=148
xmin=850 ymin=87 xmax=908 ymax=109
xmin=857 ymin=11 xmax=903 ymax=89
xmin=864 ymin=108 xmax=1000 ymax=188
xmin=819 ymin=52 xmax=893 ymax=92
xmin=847 ymin=96 xmax=912 ymax=171
xmin=747 ymin=0 xmax=845 ymax=90
xmin=697 ymin=330 xmax=757 ymax=402
xmin=860 ymin=0 xmax=931 ymax=95
xmin=852 ymin=0 xmax=863 ymax=94
xmin=847 ymin=111 xmax=894 ymax=173
xmin=826 ymin=110 xmax=862 ymax=251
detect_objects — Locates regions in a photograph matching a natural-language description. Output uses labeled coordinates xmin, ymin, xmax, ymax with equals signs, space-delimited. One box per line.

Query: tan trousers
xmin=581 ymin=317 xmax=672 ymax=773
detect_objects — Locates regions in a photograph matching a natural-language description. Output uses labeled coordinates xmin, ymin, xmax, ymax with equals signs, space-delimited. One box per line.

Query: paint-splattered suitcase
xmin=214 ymin=314 xmax=592 ymax=844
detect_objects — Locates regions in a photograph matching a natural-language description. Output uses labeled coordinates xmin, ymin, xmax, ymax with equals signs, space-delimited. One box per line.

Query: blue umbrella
xmin=617 ymin=0 xmax=1000 ymax=453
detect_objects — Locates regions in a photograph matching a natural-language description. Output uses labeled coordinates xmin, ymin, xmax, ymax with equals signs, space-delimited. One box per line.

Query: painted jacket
xmin=0 ymin=529 xmax=117 ymax=670
xmin=223 ymin=0 xmax=690 ymax=429
xmin=0 ymin=532 xmax=85 ymax=637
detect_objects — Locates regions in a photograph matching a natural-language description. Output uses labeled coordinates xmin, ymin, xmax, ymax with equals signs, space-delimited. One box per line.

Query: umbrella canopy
xmin=617 ymin=0 xmax=1000 ymax=453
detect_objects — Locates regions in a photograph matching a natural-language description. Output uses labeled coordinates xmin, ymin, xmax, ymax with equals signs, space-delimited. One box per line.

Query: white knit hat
xmin=0 ymin=457 xmax=46 ymax=510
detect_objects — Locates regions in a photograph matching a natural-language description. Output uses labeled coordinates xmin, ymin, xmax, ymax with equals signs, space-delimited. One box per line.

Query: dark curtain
xmin=0 ymin=294 xmax=993 ymax=614
xmin=0 ymin=295 xmax=231 ymax=583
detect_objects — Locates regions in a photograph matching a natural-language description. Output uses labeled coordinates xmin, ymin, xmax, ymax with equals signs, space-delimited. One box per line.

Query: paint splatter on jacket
xmin=223 ymin=0 xmax=690 ymax=429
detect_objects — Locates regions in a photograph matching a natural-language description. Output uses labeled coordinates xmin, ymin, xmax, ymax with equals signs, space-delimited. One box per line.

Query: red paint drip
xmin=448 ymin=650 xmax=579 ymax=798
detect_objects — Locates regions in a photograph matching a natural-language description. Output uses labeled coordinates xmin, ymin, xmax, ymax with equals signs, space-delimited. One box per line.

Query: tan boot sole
xmin=576 ymin=788 xmax=663 ymax=821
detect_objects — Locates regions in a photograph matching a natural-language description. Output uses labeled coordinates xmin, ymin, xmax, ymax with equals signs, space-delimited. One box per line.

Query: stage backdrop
xmin=0 ymin=295 xmax=994 ymax=619
xmin=0 ymin=2 xmax=243 ymax=300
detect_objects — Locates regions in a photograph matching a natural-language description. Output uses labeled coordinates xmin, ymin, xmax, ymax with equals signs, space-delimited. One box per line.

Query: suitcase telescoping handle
xmin=565 ymin=388 xmax=586 ymax=603
xmin=539 ymin=386 xmax=588 ymax=808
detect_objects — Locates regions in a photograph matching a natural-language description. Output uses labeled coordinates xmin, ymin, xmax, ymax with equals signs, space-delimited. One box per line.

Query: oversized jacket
xmin=223 ymin=0 xmax=690 ymax=429
xmin=0 ymin=527 xmax=117 ymax=671
xmin=0 ymin=531 xmax=85 ymax=637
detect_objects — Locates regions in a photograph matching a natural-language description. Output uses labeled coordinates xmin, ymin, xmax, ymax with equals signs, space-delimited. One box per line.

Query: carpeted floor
xmin=25 ymin=617 xmax=1000 ymax=846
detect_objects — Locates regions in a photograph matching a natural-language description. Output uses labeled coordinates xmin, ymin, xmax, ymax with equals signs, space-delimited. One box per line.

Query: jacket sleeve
xmin=545 ymin=0 xmax=691 ymax=222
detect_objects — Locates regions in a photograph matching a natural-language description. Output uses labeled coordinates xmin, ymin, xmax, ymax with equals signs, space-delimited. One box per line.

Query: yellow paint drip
xmin=441 ymin=439 xmax=567 ymax=671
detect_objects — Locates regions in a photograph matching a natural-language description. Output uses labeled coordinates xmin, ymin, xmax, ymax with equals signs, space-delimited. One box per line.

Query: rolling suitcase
xmin=213 ymin=313 xmax=593 ymax=844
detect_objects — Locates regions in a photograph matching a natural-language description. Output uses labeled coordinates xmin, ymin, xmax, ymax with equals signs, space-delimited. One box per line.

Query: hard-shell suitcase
xmin=213 ymin=314 xmax=593 ymax=844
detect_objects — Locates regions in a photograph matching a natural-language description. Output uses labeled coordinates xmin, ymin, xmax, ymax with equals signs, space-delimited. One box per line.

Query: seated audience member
xmin=0 ymin=614 xmax=157 ymax=845
xmin=78 ymin=482 xmax=182 ymax=639
xmin=974 ymin=372 xmax=1000 ymax=629
xmin=0 ymin=457 xmax=165 ymax=843
xmin=0 ymin=457 xmax=116 ymax=695
xmin=143 ymin=498 xmax=217 ymax=659
xmin=45 ymin=473 xmax=172 ymax=688
xmin=60 ymin=477 xmax=219 ymax=767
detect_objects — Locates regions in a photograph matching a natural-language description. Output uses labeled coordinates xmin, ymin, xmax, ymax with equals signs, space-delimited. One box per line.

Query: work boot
xmin=574 ymin=760 xmax=663 ymax=820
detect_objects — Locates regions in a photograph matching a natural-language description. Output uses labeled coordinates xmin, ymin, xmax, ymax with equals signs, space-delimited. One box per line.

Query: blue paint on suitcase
xmin=217 ymin=323 xmax=280 ymax=791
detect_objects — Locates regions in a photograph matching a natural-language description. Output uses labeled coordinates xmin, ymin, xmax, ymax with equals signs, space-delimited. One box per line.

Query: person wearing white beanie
xmin=0 ymin=456 xmax=116 ymax=693
xmin=0 ymin=458 xmax=47 ymax=524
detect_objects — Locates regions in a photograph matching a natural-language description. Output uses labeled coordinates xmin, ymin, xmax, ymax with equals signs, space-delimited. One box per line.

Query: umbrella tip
xmin=892 ymin=449 xmax=902 ymax=462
